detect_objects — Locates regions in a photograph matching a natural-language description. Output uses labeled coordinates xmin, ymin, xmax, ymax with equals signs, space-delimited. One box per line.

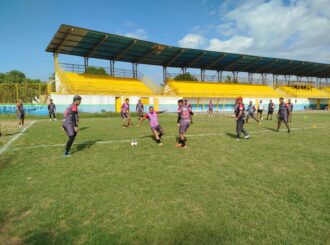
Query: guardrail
xmin=60 ymin=63 xmax=143 ymax=80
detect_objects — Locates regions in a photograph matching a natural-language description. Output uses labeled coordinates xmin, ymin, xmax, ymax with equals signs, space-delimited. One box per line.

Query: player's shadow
xmin=175 ymin=136 xmax=188 ymax=142
xmin=262 ymin=126 xmax=277 ymax=132
xmin=79 ymin=126 xmax=89 ymax=131
xmin=225 ymin=133 xmax=237 ymax=139
xmin=72 ymin=140 xmax=101 ymax=153
xmin=4 ymin=132 xmax=20 ymax=136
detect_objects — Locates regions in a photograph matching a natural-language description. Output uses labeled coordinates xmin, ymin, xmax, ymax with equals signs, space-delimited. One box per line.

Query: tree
xmin=86 ymin=66 xmax=108 ymax=75
xmin=0 ymin=70 xmax=48 ymax=103
xmin=173 ymin=72 xmax=198 ymax=81
xmin=225 ymin=75 xmax=232 ymax=83
xmin=49 ymin=73 xmax=55 ymax=81
xmin=0 ymin=70 xmax=25 ymax=83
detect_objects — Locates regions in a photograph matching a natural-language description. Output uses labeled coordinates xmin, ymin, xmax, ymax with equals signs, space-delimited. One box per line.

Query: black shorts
xmin=257 ymin=109 xmax=263 ymax=114
xmin=268 ymin=110 xmax=274 ymax=115
xmin=63 ymin=124 xmax=76 ymax=137
xmin=151 ymin=125 xmax=163 ymax=133
xmin=279 ymin=115 xmax=288 ymax=122
xmin=121 ymin=112 xmax=128 ymax=119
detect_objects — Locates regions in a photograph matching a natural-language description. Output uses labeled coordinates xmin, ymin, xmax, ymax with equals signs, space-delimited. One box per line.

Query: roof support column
xmin=201 ymin=69 xmax=205 ymax=82
xmin=132 ymin=63 xmax=138 ymax=79
xmin=261 ymin=73 xmax=267 ymax=85
xmin=54 ymin=52 xmax=59 ymax=74
xmin=110 ymin=60 xmax=115 ymax=76
xmin=232 ymin=71 xmax=238 ymax=83
xmin=163 ymin=66 xmax=167 ymax=84
xmin=217 ymin=70 xmax=222 ymax=83
xmin=273 ymin=74 xmax=278 ymax=88
xmin=84 ymin=57 xmax=89 ymax=74
xmin=288 ymin=75 xmax=291 ymax=85
xmin=316 ymin=77 xmax=320 ymax=88
xmin=248 ymin=73 xmax=253 ymax=84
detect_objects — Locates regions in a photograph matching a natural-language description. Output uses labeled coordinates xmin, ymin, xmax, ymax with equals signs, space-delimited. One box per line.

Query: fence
xmin=60 ymin=63 xmax=143 ymax=80
xmin=0 ymin=83 xmax=51 ymax=103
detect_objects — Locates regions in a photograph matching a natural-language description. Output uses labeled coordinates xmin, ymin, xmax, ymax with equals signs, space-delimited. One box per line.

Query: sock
xmin=65 ymin=136 xmax=75 ymax=154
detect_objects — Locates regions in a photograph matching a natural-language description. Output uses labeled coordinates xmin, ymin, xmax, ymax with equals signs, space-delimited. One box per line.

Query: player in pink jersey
xmin=176 ymin=99 xmax=193 ymax=148
xmin=121 ymin=98 xmax=131 ymax=128
xmin=136 ymin=106 xmax=166 ymax=145
xmin=184 ymin=99 xmax=193 ymax=124
xmin=208 ymin=100 xmax=214 ymax=117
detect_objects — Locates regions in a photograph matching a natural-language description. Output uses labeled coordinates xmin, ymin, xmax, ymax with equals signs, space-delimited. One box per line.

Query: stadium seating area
xmin=323 ymin=87 xmax=330 ymax=94
xmin=164 ymin=80 xmax=281 ymax=98
xmin=278 ymin=86 xmax=330 ymax=98
xmin=56 ymin=72 xmax=154 ymax=96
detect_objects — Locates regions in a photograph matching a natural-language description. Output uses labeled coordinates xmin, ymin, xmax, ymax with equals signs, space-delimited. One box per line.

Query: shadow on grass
xmin=0 ymin=156 xmax=13 ymax=171
xmin=158 ymin=222 xmax=231 ymax=244
xmin=22 ymin=228 xmax=122 ymax=245
xmin=4 ymin=132 xmax=20 ymax=136
xmin=72 ymin=140 xmax=101 ymax=154
xmin=262 ymin=126 xmax=277 ymax=132
xmin=225 ymin=133 xmax=237 ymax=139
xmin=79 ymin=126 xmax=89 ymax=131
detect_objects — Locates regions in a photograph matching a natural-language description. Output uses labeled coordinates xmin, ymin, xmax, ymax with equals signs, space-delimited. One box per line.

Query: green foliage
xmin=0 ymin=70 xmax=43 ymax=84
xmin=225 ymin=75 xmax=232 ymax=83
xmin=0 ymin=70 xmax=48 ymax=103
xmin=86 ymin=66 xmax=108 ymax=75
xmin=174 ymin=72 xmax=198 ymax=81
xmin=0 ymin=113 xmax=329 ymax=244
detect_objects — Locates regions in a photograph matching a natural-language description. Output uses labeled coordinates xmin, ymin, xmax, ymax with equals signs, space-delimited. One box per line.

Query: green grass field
xmin=1 ymin=112 xmax=329 ymax=244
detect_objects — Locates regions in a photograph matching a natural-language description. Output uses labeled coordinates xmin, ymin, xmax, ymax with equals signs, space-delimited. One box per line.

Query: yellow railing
xmin=165 ymin=80 xmax=282 ymax=98
xmin=278 ymin=86 xmax=330 ymax=98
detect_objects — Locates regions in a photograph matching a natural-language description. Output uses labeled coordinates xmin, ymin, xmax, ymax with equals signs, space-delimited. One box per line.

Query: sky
xmin=0 ymin=0 xmax=329 ymax=83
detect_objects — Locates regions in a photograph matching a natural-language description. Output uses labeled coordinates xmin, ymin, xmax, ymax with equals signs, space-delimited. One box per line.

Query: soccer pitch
xmin=0 ymin=112 xmax=329 ymax=244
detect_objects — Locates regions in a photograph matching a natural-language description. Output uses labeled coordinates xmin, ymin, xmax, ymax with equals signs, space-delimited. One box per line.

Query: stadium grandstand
xmin=42 ymin=24 xmax=330 ymax=114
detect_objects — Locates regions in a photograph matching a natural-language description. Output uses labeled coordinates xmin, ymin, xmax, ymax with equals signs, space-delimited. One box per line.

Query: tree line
xmin=0 ymin=70 xmax=48 ymax=103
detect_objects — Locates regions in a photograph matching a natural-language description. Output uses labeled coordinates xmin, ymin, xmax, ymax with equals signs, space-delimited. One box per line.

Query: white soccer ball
xmin=131 ymin=140 xmax=138 ymax=146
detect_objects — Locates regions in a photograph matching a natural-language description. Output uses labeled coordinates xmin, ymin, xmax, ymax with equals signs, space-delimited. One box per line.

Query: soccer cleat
xmin=176 ymin=143 xmax=182 ymax=147
xmin=50 ymin=119 xmax=52 ymax=122
xmin=54 ymin=118 xmax=57 ymax=121
xmin=63 ymin=153 xmax=71 ymax=157
xmin=158 ymin=142 xmax=163 ymax=146
xmin=244 ymin=135 xmax=250 ymax=139
xmin=236 ymin=137 xmax=240 ymax=141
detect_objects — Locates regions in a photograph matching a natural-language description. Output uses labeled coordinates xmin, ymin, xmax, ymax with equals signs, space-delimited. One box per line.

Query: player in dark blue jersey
xmin=62 ymin=95 xmax=82 ymax=156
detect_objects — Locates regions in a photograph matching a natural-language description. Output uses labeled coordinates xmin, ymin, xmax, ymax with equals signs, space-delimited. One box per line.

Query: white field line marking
xmin=0 ymin=120 xmax=37 ymax=155
xmin=8 ymin=126 xmax=330 ymax=151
